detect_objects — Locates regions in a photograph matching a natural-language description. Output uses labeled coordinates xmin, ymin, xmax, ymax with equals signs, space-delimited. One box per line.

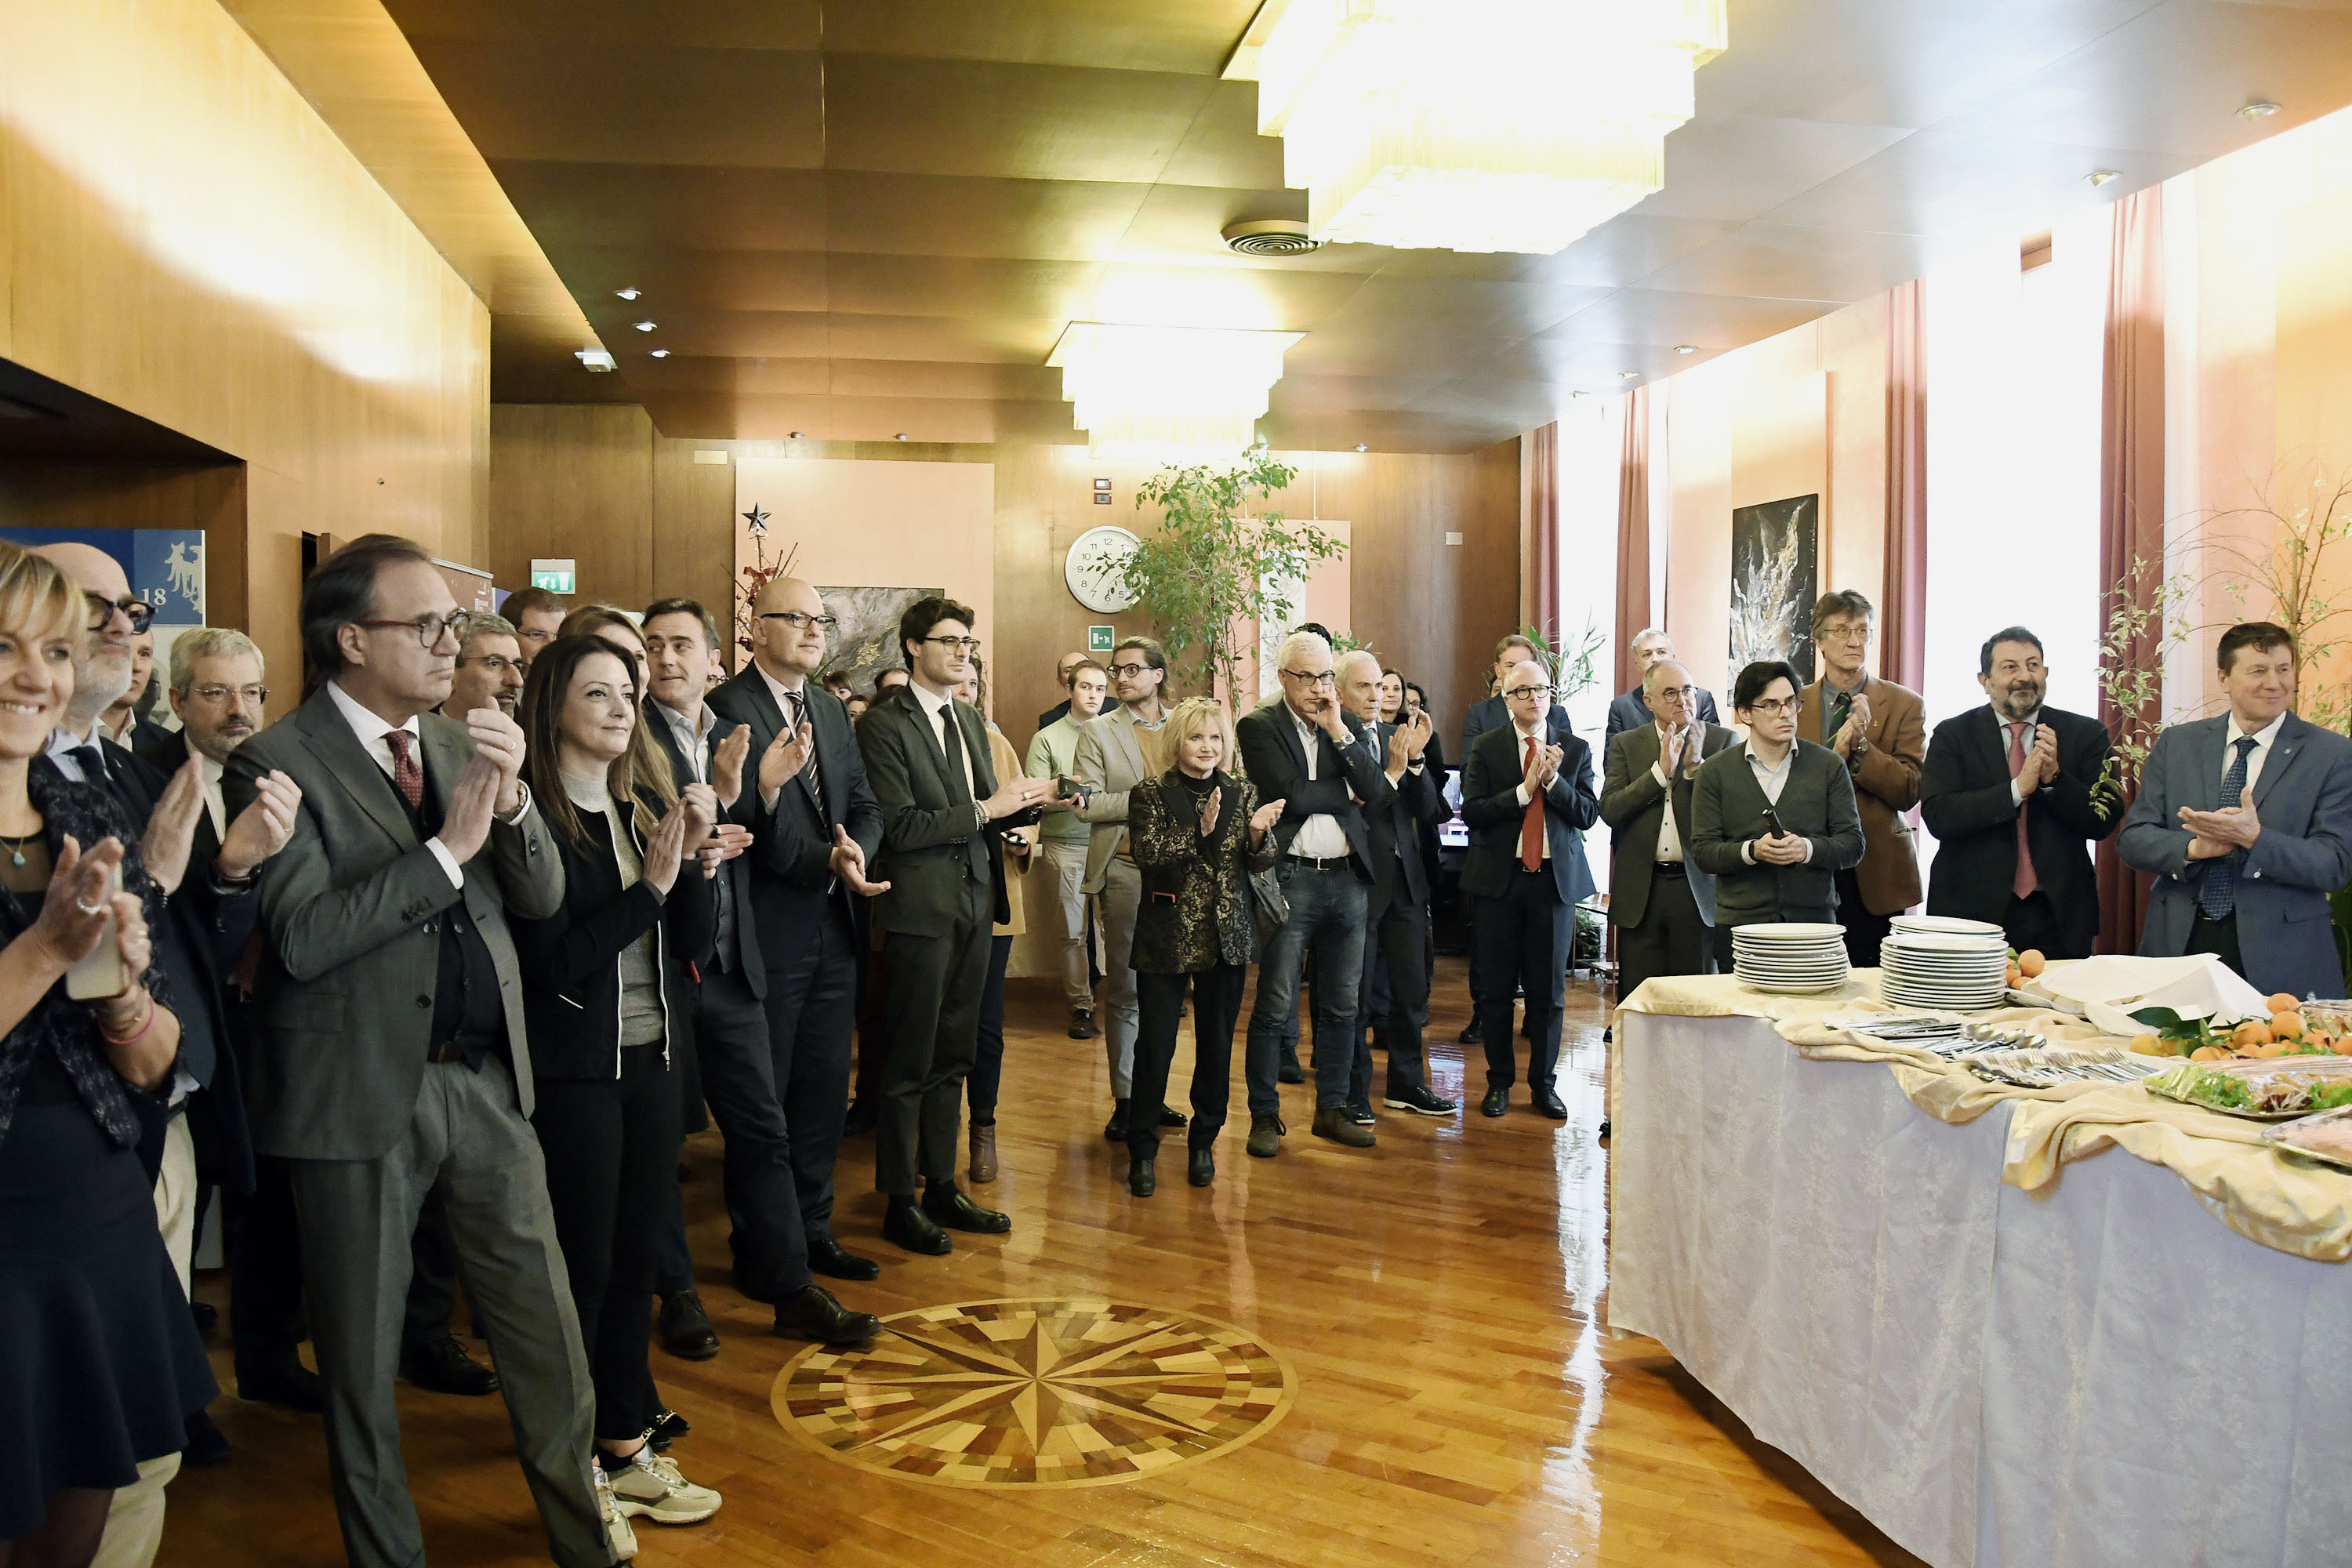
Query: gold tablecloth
xmin=1617 ymin=970 xmax=2352 ymax=1262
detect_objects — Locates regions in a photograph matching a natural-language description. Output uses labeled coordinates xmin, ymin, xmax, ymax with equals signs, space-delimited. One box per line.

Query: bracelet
xmin=100 ymin=993 xmax=156 ymax=1047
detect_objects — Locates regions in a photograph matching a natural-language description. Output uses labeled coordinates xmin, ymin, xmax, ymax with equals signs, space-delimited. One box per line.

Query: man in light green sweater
xmin=1025 ymin=658 xmax=1109 ymax=1037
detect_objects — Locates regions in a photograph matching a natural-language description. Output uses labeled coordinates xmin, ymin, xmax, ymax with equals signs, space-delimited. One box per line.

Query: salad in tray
xmin=2144 ymin=1057 xmax=2352 ymax=1120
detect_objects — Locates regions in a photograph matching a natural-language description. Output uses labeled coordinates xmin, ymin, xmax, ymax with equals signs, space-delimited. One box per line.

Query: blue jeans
xmin=1245 ymin=861 xmax=1369 ymax=1114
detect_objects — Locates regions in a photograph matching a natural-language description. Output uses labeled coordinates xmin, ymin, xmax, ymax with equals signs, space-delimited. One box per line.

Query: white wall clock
xmin=1065 ymin=524 xmax=1141 ymax=612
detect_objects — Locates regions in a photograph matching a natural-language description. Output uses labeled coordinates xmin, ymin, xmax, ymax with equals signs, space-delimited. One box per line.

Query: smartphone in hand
xmin=64 ymin=864 xmax=127 ymax=1000
xmin=1759 ymin=807 xmax=1784 ymax=840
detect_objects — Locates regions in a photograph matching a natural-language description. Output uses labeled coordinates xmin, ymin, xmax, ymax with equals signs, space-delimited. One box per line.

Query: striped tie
xmin=2198 ymin=735 xmax=2259 ymax=920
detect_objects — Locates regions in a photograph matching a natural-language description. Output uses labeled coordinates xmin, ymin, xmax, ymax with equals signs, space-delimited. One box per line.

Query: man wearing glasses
xmin=1603 ymin=628 xmax=1721 ymax=747
xmin=1600 ymin=657 xmax=1739 ymax=1005
xmin=706 ymin=576 xmax=893 ymax=1294
xmin=1458 ymin=656 xmax=1599 ymax=1120
xmin=1688 ymin=660 xmax=1866 ymax=971
xmin=1796 ymin=591 xmax=1926 ymax=967
xmin=441 ymin=612 xmax=526 ymax=719
xmin=499 ymin=585 xmax=566 ymax=673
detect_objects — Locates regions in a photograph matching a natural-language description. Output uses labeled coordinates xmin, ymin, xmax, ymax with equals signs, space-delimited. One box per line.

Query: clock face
xmin=1065 ymin=524 xmax=1141 ymax=613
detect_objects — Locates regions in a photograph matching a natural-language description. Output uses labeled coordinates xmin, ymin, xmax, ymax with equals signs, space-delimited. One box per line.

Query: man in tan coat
xmin=1797 ymin=590 xmax=1925 ymax=967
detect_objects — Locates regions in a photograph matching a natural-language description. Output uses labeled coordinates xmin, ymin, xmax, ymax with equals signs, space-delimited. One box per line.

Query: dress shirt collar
xmin=1513 ymin=717 xmax=1548 ymax=747
xmin=1991 ymin=704 xmax=2042 ymax=729
xmin=1823 ymin=670 xmax=1867 ymax=699
xmin=44 ymin=718 xmax=105 ymax=764
xmin=653 ymin=697 xmax=714 ymax=746
xmin=325 ymin=679 xmax=421 ymax=754
xmin=2225 ymin=710 xmax=2287 ymax=752
xmin=909 ymin=679 xmax=955 ymax=726
xmin=1744 ymin=737 xmax=1795 ymax=780
xmin=754 ymin=659 xmax=808 ymax=710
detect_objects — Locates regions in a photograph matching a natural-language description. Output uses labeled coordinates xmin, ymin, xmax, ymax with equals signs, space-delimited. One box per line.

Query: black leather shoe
xmin=1310 ymin=1107 xmax=1376 ymax=1147
xmin=1457 ymin=1019 xmax=1483 ymax=1044
xmin=1102 ymin=1098 xmax=1131 ymax=1142
xmin=648 ymin=1407 xmax=689 ymax=1454
xmin=238 ymin=1359 xmax=325 ymax=1413
xmin=1599 ymin=1119 xmax=1612 ymax=1142
xmin=808 ymin=1233 xmax=882 ymax=1281
xmin=183 ymin=1409 xmax=230 ymax=1467
xmin=657 ymin=1290 xmax=720 ymax=1361
xmin=1277 ymin=1059 xmax=1305 ymax=1084
xmin=1188 ymin=1147 xmax=1215 ymax=1187
xmin=401 ymin=1334 xmax=499 ymax=1396
xmin=1384 ymin=1085 xmax=1458 ymax=1116
xmin=1127 ymin=1157 xmax=1156 ymax=1197
xmin=1156 ymin=1104 xmax=1187 ymax=1127
xmin=191 ymin=1300 xmax=219 ymax=1336
xmin=1533 ymin=1089 xmax=1570 ymax=1120
xmin=884 ymin=1198 xmax=953 ymax=1256
xmin=1480 ymin=1086 xmax=1509 ymax=1118
xmin=842 ymin=1099 xmax=878 ymax=1137
xmin=1345 ymin=1102 xmax=1376 ymax=1127
xmin=774 ymin=1284 xmax=881 ymax=1346
xmin=1069 ymin=1009 xmax=1095 ymax=1040
xmin=924 ymin=1182 xmax=1012 ymax=1234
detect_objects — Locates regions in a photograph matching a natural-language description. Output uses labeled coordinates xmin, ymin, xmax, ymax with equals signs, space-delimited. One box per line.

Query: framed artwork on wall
xmin=818 ymin=585 xmax=942 ymax=695
xmin=1729 ymin=494 xmax=1819 ymax=684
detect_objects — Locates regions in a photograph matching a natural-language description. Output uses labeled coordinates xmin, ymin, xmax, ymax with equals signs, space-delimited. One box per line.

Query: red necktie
xmin=1520 ymin=735 xmax=1544 ymax=872
xmin=385 ymin=728 xmax=425 ymax=811
xmin=2006 ymin=722 xmax=2037 ymax=899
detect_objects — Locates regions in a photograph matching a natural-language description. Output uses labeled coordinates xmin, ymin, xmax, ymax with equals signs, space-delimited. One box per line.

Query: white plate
xmin=1882 ymin=933 xmax=2008 ymax=954
xmin=1891 ymin=916 xmax=2004 ymax=936
xmin=1733 ymin=923 xmax=1847 ymax=942
xmin=1746 ymin=978 xmax=1853 ymax=994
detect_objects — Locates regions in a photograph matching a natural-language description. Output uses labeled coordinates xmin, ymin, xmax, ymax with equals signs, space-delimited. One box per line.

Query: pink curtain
xmin=1529 ymin=421 xmax=1561 ymax=643
xmin=1613 ymin=389 xmax=1652 ymax=696
xmin=1880 ymin=279 xmax=1928 ymax=691
xmin=2096 ymin=188 xmax=2165 ymax=956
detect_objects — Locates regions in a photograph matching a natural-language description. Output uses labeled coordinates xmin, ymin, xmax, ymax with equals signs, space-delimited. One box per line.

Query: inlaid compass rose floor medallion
xmin=771 ymin=1298 xmax=1298 ymax=1488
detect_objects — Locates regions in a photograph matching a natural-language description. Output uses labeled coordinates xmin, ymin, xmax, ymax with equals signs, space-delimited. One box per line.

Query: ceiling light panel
xmin=1048 ymin=323 xmax=1305 ymax=459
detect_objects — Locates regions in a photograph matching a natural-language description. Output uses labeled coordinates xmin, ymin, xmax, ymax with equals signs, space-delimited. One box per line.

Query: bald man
xmin=1036 ymin=649 xmax=1089 ymax=732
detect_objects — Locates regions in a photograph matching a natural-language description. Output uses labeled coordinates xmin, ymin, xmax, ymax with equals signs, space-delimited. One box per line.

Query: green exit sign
xmin=529 ymin=558 xmax=575 ymax=594
xmin=1087 ymin=625 xmax=1115 ymax=653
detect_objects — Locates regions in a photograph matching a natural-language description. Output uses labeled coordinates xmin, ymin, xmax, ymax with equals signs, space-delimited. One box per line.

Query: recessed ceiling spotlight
xmin=2087 ymin=169 xmax=2121 ymax=187
xmin=615 ymin=287 xmax=641 ymax=300
xmin=1353 ymin=442 xmax=1368 ymax=452
xmin=575 ymin=348 xmax=616 ymax=372
xmin=649 ymin=348 xmax=670 ymax=358
xmin=2240 ymin=101 xmax=2281 ymax=120
xmin=1673 ymin=343 xmax=1697 ymax=354
xmin=789 ymin=430 xmax=804 ymax=440
xmin=894 ymin=432 xmax=909 ymax=441
xmin=633 ymin=320 xmax=657 ymax=332
xmin=1570 ymin=390 xmax=1590 ymax=399
xmin=1619 ymin=369 xmax=1641 ymax=380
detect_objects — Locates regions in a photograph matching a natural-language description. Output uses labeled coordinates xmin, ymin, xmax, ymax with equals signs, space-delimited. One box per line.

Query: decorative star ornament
xmin=742 ymin=504 xmax=771 ymax=536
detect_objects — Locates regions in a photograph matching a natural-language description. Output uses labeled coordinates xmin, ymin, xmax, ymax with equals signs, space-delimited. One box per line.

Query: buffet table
xmin=1607 ymin=973 xmax=2352 ymax=1568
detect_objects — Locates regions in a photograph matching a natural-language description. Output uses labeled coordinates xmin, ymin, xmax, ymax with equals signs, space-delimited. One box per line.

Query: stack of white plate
xmin=1732 ymin=923 xmax=1850 ymax=993
xmin=1880 ymin=926 xmax=2010 ymax=1010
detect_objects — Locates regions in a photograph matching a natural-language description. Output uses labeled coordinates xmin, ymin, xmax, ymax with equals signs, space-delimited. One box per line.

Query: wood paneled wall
xmin=489 ymin=406 xmax=1522 ymax=750
xmin=0 ymin=0 xmax=490 ymax=710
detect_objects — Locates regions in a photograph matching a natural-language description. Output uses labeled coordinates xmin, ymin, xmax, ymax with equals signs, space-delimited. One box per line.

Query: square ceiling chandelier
xmin=1255 ymin=0 xmax=1728 ymax=255
xmin=1048 ymin=323 xmax=1305 ymax=459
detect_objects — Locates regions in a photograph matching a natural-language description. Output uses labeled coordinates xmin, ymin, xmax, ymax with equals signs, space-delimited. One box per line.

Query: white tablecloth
xmin=1608 ymin=1010 xmax=2352 ymax=1568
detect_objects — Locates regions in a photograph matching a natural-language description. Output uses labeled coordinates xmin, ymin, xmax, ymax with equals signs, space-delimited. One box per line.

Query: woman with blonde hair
xmin=1123 ymin=696 xmax=1283 ymax=1195
xmin=0 ymin=543 xmax=206 ymax=1566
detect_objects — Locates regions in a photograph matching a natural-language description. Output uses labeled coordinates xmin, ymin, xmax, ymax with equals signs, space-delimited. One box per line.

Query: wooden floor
xmin=164 ymin=958 xmax=1926 ymax=1567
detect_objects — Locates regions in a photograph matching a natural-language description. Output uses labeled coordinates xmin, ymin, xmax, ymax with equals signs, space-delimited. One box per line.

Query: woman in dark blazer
xmin=510 ymin=633 xmax=725 ymax=1545
xmin=1126 ymin=697 xmax=1283 ymax=1196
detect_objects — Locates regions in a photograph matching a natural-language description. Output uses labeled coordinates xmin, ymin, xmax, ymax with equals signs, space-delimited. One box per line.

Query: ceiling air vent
xmin=1222 ymin=220 xmax=1324 ymax=256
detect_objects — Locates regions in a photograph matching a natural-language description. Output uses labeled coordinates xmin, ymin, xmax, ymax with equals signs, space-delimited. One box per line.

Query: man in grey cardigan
xmin=1688 ymin=660 xmax=1865 ymax=971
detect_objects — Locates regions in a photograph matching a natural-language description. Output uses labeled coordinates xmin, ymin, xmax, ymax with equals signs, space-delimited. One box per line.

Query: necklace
xmin=0 ymin=829 xmax=39 ymax=868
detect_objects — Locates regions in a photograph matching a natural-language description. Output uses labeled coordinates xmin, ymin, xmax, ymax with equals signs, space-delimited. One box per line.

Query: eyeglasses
xmin=1746 ymin=698 xmax=1799 ymax=715
xmin=1653 ymin=685 xmax=1697 ymax=702
xmin=1816 ymin=622 xmax=1871 ymax=644
xmin=759 ymin=611 xmax=837 ymax=632
xmin=1281 ymin=669 xmax=1336 ymax=688
xmin=1106 ymin=662 xmax=1153 ymax=679
xmin=84 ymin=593 xmax=154 ymax=634
xmin=359 ymin=612 xmax=466 ymax=648
xmin=187 ymin=683 xmax=269 ymax=706
xmin=456 ymin=654 xmax=521 ymax=677
xmin=516 ymin=626 xmax=554 ymax=644
xmin=920 ymin=635 xmax=982 ymax=654
xmin=1506 ymin=684 xmax=1555 ymax=699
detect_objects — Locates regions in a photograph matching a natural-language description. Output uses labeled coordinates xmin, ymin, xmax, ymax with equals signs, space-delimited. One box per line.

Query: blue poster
xmin=0 ymin=528 xmax=206 ymax=625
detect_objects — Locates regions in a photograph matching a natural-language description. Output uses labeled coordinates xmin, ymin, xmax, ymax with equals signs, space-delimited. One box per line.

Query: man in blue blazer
xmin=1460 ymin=656 xmax=1599 ymax=1120
xmin=1602 ymin=628 xmax=1721 ymax=748
xmin=2119 ymin=621 xmax=2352 ymax=1000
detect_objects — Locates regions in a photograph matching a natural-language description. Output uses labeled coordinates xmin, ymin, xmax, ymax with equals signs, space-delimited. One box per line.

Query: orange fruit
xmin=2232 ymin=1020 xmax=2274 ymax=1049
xmin=2128 ymin=1033 xmax=2163 ymax=1055
xmin=2191 ymin=1044 xmax=2232 ymax=1062
xmin=2017 ymin=949 xmax=2047 ymax=978
xmin=2006 ymin=964 xmax=2023 ymax=988
xmin=2267 ymin=992 xmax=2302 ymax=1014
xmin=2272 ymin=1011 xmax=2306 ymax=1041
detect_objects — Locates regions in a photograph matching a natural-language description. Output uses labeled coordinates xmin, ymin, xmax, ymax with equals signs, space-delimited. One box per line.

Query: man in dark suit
xmin=1603 ymin=628 xmax=1721 ymax=747
xmin=856 ymin=595 xmax=1054 ymax=1254
xmin=1034 ymin=648 xmax=1087 ymax=732
xmin=1689 ymin=660 xmax=1866 ymax=971
xmin=646 ymin=597 xmax=879 ymax=1348
xmin=1337 ymin=650 xmax=1455 ymax=1117
xmin=1920 ymin=626 xmax=2120 ymax=958
xmin=1458 ymin=655 xmax=1598 ymax=1120
xmin=706 ymin=575 xmax=893 ymax=1289
xmin=1601 ymin=658 xmax=1738 ymax=1004
xmin=1236 ymin=631 xmax=1397 ymax=1154
xmin=2121 ymin=621 xmax=2352 ymax=1000
xmin=1457 ymin=632 xmax=1578 ymax=1049
xmin=1797 ymin=590 xmax=1926 ymax=967
xmin=224 ymin=535 xmax=618 ymax=1568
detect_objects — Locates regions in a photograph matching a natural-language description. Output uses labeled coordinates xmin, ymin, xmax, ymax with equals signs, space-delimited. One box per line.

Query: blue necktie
xmin=2198 ymin=735 xmax=2259 ymax=920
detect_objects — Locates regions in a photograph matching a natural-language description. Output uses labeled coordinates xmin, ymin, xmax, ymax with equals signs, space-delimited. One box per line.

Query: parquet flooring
xmin=163 ymin=958 xmax=1926 ymax=1566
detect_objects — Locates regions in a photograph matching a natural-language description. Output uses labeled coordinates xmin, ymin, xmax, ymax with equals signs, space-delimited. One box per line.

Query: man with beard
xmin=442 ymin=612 xmax=526 ymax=719
xmin=1922 ymin=627 xmax=2121 ymax=960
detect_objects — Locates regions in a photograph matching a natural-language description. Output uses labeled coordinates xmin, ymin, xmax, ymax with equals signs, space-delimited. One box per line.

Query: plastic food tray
xmin=2264 ymin=1105 xmax=2352 ymax=1172
xmin=2145 ymin=1056 xmax=2352 ymax=1120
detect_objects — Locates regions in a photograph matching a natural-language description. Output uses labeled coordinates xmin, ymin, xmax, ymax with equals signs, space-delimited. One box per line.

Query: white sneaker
xmin=592 ymin=1461 xmax=639 ymax=1559
xmin=608 ymin=1449 xmax=723 ymax=1526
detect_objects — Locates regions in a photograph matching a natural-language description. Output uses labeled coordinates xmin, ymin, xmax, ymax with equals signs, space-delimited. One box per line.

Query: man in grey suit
xmin=1602 ymin=628 xmax=1721 ymax=747
xmin=1072 ymin=637 xmax=1181 ymax=1140
xmin=225 ymin=535 xmax=617 ymax=1567
xmin=2120 ymin=621 xmax=2352 ymax=1000
xmin=1688 ymin=660 xmax=1865 ymax=972
xmin=1601 ymin=659 xmax=1738 ymax=1004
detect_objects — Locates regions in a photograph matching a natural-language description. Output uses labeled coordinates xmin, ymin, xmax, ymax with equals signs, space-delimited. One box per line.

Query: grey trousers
xmin=1096 ymin=857 xmax=1141 ymax=1098
xmin=1039 ymin=839 xmax=1094 ymax=1008
xmin=876 ymin=879 xmax=992 ymax=1196
xmin=289 ymin=1058 xmax=612 ymax=1568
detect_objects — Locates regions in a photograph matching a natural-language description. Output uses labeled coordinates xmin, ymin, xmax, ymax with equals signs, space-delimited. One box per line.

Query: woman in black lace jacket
xmin=1124 ymin=698 xmax=1283 ymax=1197
xmin=0 ymin=543 xmax=208 ymax=1566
